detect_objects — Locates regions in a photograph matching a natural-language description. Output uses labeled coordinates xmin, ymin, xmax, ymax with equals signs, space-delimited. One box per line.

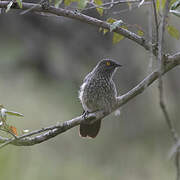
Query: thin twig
xmin=145 ymin=2 xmax=154 ymax=89
xmin=152 ymin=0 xmax=159 ymax=44
xmin=159 ymin=98 xmax=178 ymax=141
xmin=84 ymin=0 xmax=141 ymax=11
xmin=158 ymin=0 xmax=177 ymax=141
xmin=20 ymin=0 xmax=42 ymax=15
xmin=113 ymin=1 xmax=151 ymax=14
xmin=0 ymin=138 xmax=14 ymax=149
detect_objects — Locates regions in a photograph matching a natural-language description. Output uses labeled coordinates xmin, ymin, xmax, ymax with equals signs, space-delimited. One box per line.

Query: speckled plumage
xmin=79 ymin=59 xmax=121 ymax=138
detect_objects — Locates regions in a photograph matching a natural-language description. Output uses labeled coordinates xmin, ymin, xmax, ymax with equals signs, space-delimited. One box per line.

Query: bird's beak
xmin=116 ymin=63 xmax=122 ymax=67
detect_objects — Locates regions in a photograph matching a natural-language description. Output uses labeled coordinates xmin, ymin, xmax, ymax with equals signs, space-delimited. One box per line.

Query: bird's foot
xmin=82 ymin=110 xmax=98 ymax=124
xmin=82 ymin=110 xmax=89 ymax=120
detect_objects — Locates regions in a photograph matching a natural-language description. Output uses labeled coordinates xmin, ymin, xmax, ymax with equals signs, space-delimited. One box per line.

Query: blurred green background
xmin=0 ymin=2 xmax=180 ymax=180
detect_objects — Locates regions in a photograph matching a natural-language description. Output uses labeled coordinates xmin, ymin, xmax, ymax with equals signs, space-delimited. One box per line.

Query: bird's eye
xmin=106 ymin=61 xmax=111 ymax=66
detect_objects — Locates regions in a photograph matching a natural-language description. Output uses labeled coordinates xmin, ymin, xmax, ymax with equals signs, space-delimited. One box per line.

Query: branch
xmin=0 ymin=52 xmax=180 ymax=147
xmin=84 ymin=0 xmax=142 ymax=10
xmin=152 ymin=0 xmax=158 ymax=44
xmin=157 ymin=0 xmax=177 ymax=141
xmin=0 ymin=1 xmax=154 ymax=53
xmin=157 ymin=0 xmax=180 ymax=179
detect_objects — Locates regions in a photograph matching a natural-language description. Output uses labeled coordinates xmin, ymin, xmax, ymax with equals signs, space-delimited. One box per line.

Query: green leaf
xmin=6 ymin=110 xmax=24 ymax=117
xmin=110 ymin=20 xmax=123 ymax=32
xmin=6 ymin=1 xmax=13 ymax=13
xmin=99 ymin=27 xmax=108 ymax=34
xmin=103 ymin=29 xmax=109 ymax=34
xmin=77 ymin=0 xmax=88 ymax=10
xmin=137 ymin=29 xmax=144 ymax=36
xmin=16 ymin=0 xmax=22 ymax=8
xmin=107 ymin=18 xmax=116 ymax=24
xmin=106 ymin=18 xmax=116 ymax=34
xmin=100 ymin=18 xmax=126 ymax=44
xmin=64 ymin=0 xmax=87 ymax=9
xmin=113 ymin=32 xmax=124 ymax=44
xmin=99 ymin=27 xmax=103 ymax=32
xmin=64 ymin=0 xmax=73 ymax=6
xmin=156 ymin=0 xmax=166 ymax=11
xmin=54 ymin=0 xmax=63 ymax=8
xmin=162 ymin=0 xmax=167 ymax=9
xmin=170 ymin=0 xmax=180 ymax=9
xmin=99 ymin=18 xmax=116 ymax=34
xmin=156 ymin=0 xmax=160 ymax=12
xmin=167 ymin=25 xmax=180 ymax=39
xmin=94 ymin=0 xmax=103 ymax=16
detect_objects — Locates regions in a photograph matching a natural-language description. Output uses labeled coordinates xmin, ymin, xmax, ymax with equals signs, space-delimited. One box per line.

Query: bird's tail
xmin=79 ymin=120 xmax=101 ymax=138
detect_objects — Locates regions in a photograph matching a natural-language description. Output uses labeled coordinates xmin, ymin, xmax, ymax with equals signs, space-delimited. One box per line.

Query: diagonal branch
xmin=0 ymin=1 xmax=154 ymax=53
xmin=0 ymin=52 xmax=180 ymax=147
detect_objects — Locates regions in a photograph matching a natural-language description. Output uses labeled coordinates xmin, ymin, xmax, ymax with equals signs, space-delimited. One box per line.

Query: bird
xmin=79 ymin=59 xmax=122 ymax=138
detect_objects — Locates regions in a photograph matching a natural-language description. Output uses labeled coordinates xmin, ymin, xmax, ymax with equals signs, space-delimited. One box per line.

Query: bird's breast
xmin=79 ymin=78 xmax=117 ymax=112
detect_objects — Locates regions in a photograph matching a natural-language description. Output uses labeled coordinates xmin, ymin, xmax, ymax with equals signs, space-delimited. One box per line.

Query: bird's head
xmin=94 ymin=59 xmax=122 ymax=78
